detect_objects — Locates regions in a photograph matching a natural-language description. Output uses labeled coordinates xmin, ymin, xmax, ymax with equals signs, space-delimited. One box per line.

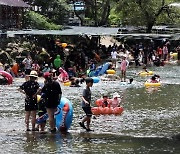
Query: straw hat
xmin=113 ymin=92 xmax=120 ymax=98
xmin=29 ymin=71 xmax=38 ymax=78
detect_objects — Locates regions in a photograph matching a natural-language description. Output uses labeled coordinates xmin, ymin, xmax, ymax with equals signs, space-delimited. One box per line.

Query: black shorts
xmin=82 ymin=106 xmax=92 ymax=117
xmin=45 ymin=101 xmax=59 ymax=109
xmin=25 ymin=97 xmax=38 ymax=111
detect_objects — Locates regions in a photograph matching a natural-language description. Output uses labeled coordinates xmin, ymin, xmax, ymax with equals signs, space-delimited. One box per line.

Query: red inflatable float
xmin=91 ymin=106 xmax=124 ymax=115
xmin=95 ymin=98 xmax=112 ymax=107
xmin=92 ymin=98 xmax=124 ymax=115
xmin=0 ymin=71 xmax=13 ymax=84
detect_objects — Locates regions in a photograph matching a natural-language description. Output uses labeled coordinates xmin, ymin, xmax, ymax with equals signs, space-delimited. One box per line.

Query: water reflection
xmin=23 ymin=132 xmax=73 ymax=153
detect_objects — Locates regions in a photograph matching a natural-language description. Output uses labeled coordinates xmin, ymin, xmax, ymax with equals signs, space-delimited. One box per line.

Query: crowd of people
xmin=0 ymin=38 xmax=179 ymax=84
xmin=0 ymin=37 xmax=179 ymax=133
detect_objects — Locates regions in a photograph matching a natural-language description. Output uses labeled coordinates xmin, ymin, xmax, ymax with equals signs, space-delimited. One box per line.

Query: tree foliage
xmin=24 ymin=11 xmax=62 ymax=30
xmin=112 ymin=0 xmax=180 ymax=32
xmin=23 ymin=0 xmax=180 ymax=32
xmin=83 ymin=0 xmax=111 ymax=26
xmin=24 ymin=0 xmax=70 ymax=27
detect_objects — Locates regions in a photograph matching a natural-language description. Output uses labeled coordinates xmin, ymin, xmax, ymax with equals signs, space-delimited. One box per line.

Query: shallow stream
xmin=0 ymin=64 xmax=180 ymax=153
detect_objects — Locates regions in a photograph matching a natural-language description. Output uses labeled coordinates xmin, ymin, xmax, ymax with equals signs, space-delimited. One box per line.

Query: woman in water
xmin=120 ymin=56 xmax=129 ymax=82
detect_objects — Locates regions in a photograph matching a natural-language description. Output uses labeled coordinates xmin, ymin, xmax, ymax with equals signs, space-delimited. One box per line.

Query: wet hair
xmin=80 ymin=78 xmax=85 ymax=84
xmin=129 ymin=78 xmax=133 ymax=84
xmin=154 ymin=74 xmax=160 ymax=78
xmin=75 ymin=79 xmax=79 ymax=85
xmin=151 ymin=76 xmax=156 ymax=80
xmin=85 ymin=77 xmax=93 ymax=84
xmin=103 ymin=95 xmax=108 ymax=98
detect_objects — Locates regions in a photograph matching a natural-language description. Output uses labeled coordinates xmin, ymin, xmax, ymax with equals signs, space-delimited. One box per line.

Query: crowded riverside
xmin=0 ymin=36 xmax=180 ymax=153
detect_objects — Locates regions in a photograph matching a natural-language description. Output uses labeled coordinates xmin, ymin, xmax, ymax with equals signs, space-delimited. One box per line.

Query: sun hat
xmin=113 ymin=92 xmax=120 ymax=98
xmin=29 ymin=71 xmax=38 ymax=78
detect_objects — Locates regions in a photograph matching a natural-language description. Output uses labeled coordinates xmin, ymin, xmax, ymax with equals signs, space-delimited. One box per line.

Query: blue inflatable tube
xmin=98 ymin=62 xmax=110 ymax=76
xmin=89 ymin=63 xmax=110 ymax=77
xmin=36 ymin=97 xmax=73 ymax=132
xmin=92 ymin=77 xmax=100 ymax=83
xmin=55 ymin=97 xmax=73 ymax=132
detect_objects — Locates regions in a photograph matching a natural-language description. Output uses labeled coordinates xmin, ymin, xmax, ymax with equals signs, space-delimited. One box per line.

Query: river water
xmin=0 ymin=64 xmax=180 ymax=154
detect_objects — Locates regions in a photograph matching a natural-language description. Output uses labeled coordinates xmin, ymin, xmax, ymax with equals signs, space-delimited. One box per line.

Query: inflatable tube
xmin=113 ymin=107 xmax=124 ymax=115
xmin=0 ymin=71 xmax=13 ymax=84
xmin=92 ymin=77 xmax=100 ymax=83
xmin=91 ymin=107 xmax=123 ymax=115
xmin=36 ymin=97 xmax=73 ymax=132
xmin=98 ymin=63 xmax=110 ymax=76
xmin=95 ymin=98 xmax=112 ymax=107
xmin=170 ymin=52 xmax=178 ymax=59
xmin=63 ymin=81 xmax=71 ymax=86
xmin=55 ymin=97 xmax=73 ymax=132
xmin=139 ymin=71 xmax=154 ymax=76
xmin=144 ymin=82 xmax=161 ymax=87
xmin=106 ymin=69 xmax=116 ymax=74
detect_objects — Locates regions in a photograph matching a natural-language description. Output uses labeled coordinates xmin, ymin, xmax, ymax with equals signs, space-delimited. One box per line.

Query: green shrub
xmin=24 ymin=11 xmax=63 ymax=30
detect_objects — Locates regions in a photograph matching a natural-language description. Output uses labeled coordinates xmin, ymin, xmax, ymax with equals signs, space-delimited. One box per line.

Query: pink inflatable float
xmin=0 ymin=71 xmax=13 ymax=84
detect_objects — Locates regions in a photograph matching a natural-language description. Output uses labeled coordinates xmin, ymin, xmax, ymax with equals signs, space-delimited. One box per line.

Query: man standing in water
xmin=79 ymin=77 xmax=93 ymax=132
xmin=42 ymin=72 xmax=62 ymax=133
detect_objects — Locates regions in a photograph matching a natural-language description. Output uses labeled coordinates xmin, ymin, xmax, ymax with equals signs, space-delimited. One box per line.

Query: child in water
xmin=79 ymin=77 xmax=93 ymax=132
xmin=150 ymin=76 xmax=158 ymax=83
xmin=101 ymin=94 xmax=111 ymax=107
xmin=36 ymin=94 xmax=47 ymax=133
xmin=138 ymin=66 xmax=149 ymax=75
xmin=120 ymin=56 xmax=129 ymax=82
xmin=111 ymin=92 xmax=121 ymax=108
xmin=19 ymin=71 xmax=41 ymax=131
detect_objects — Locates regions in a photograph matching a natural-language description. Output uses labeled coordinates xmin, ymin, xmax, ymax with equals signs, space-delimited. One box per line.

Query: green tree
xmin=24 ymin=0 xmax=70 ymax=26
xmin=113 ymin=0 xmax=179 ymax=32
xmin=83 ymin=0 xmax=112 ymax=26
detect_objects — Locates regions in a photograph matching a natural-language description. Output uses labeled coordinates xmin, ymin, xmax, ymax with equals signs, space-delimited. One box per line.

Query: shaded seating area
xmin=0 ymin=0 xmax=30 ymax=30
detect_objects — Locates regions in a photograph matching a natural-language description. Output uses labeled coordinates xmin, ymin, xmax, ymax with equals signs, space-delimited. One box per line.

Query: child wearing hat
xmin=19 ymin=71 xmax=41 ymax=131
xmin=111 ymin=92 xmax=121 ymax=108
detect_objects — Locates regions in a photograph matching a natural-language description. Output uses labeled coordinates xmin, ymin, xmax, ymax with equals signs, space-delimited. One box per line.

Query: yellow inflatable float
xmin=106 ymin=69 xmax=116 ymax=74
xmin=139 ymin=71 xmax=154 ymax=76
xmin=63 ymin=81 xmax=71 ymax=86
xmin=144 ymin=82 xmax=161 ymax=87
xmin=170 ymin=52 xmax=178 ymax=59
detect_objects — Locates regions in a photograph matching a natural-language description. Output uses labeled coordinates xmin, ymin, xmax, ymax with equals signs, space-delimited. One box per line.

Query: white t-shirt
xmin=22 ymin=58 xmax=32 ymax=69
xmin=111 ymin=51 xmax=117 ymax=59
